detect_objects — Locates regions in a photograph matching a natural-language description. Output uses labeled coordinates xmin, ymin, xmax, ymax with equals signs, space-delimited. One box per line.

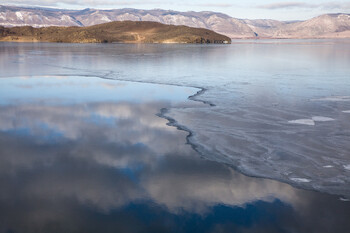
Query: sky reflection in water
xmin=0 ymin=76 xmax=350 ymax=233
xmin=1 ymin=42 xmax=350 ymax=196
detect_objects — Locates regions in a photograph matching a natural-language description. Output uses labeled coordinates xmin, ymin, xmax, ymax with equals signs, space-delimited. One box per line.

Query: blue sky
xmin=3 ymin=0 xmax=350 ymax=20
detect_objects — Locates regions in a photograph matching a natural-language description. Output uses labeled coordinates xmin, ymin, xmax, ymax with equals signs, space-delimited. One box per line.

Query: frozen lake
xmin=0 ymin=75 xmax=349 ymax=232
xmin=1 ymin=40 xmax=349 ymax=196
xmin=1 ymin=41 xmax=350 ymax=232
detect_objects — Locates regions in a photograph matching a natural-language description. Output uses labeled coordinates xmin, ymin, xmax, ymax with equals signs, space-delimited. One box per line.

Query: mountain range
xmin=0 ymin=21 xmax=231 ymax=44
xmin=1 ymin=5 xmax=349 ymax=39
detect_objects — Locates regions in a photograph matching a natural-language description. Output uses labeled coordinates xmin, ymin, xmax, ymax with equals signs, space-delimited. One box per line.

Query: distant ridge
xmin=0 ymin=5 xmax=349 ymax=39
xmin=269 ymin=13 xmax=350 ymax=38
xmin=0 ymin=21 xmax=231 ymax=44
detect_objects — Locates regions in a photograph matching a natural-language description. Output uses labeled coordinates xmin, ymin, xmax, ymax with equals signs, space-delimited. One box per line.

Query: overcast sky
xmin=2 ymin=0 xmax=350 ymax=20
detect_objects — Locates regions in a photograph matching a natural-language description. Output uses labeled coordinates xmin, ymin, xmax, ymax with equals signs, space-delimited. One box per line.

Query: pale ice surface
xmin=290 ymin=178 xmax=311 ymax=183
xmin=313 ymin=96 xmax=350 ymax=102
xmin=344 ymin=165 xmax=350 ymax=170
xmin=287 ymin=116 xmax=335 ymax=126
xmin=1 ymin=40 xmax=350 ymax=197
xmin=312 ymin=116 xmax=335 ymax=122
xmin=342 ymin=110 xmax=350 ymax=113
xmin=288 ymin=116 xmax=334 ymax=125
xmin=288 ymin=119 xmax=315 ymax=126
xmin=323 ymin=165 xmax=334 ymax=168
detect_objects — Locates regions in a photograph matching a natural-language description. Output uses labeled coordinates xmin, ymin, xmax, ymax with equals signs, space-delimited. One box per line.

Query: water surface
xmin=0 ymin=75 xmax=350 ymax=233
xmin=1 ymin=41 xmax=349 ymax=196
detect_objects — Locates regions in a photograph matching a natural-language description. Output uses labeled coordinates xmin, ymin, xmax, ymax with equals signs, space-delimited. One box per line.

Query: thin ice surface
xmin=1 ymin=40 xmax=350 ymax=197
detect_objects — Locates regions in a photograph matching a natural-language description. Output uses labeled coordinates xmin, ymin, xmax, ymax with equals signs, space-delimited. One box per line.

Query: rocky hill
xmin=0 ymin=21 xmax=231 ymax=43
xmin=269 ymin=13 xmax=350 ymax=38
xmin=0 ymin=5 xmax=349 ymax=39
xmin=0 ymin=5 xmax=257 ymax=38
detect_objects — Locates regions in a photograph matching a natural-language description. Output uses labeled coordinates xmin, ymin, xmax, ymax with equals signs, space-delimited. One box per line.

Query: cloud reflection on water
xmin=0 ymin=76 xmax=350 ymax=232
xmin=0 ymin=101 xmax=298 ymax=210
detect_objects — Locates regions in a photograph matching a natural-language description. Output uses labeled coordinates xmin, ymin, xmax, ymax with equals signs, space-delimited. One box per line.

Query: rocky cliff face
xmin=1 ymin=5 xmax=349 ymax=39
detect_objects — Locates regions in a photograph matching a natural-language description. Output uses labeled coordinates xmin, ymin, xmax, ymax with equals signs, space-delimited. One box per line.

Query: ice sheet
xmin=1 ymin=41 xmax=350 ymax=197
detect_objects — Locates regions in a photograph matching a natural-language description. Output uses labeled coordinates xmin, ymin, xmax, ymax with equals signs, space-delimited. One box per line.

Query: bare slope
xmin=0 ymin=21 xmax=231 ymax=43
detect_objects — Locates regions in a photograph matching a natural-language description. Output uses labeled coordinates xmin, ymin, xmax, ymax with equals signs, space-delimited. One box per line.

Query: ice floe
xmin=340 ymin=198 xmax=350 ymax=202
xmin=344 ymin=165 xmax=350 ymax=170
xmin=288 ymin=119 xmax=315 ymax=126
xmin=290 ymin=178 xmax=311 ymax=183
xmin=342 ymin=110 xmax=350 ymax=113
xmin=323 ymin=165 xmax=334 ymax=168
